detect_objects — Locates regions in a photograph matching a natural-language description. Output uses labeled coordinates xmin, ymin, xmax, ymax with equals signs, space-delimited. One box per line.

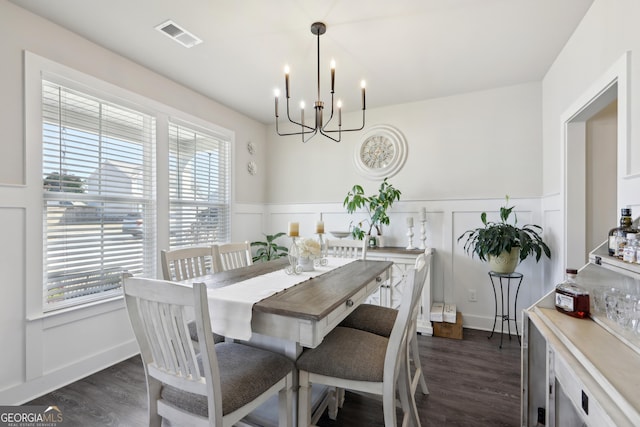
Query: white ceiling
xmin=12 ymin=0 xmax=594 ymax=124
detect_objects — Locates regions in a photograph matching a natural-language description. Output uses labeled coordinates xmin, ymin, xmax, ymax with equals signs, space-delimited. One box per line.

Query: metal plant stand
xmin=488 ymin=271 xmax=524 ymax=348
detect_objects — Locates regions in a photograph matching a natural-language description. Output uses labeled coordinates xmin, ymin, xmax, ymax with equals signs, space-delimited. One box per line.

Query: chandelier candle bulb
xmin=316 ymin=221 xmax=324 ymax=234
xmin=284 ymin=65 xmax=290 ymax=98
xmin=361 ymin=80 xmax=366 ymax=109
xmin=337 ymin=100 xmax=342 ymax=126
xmin=330 ymin=59 xmax=335 ymax=92
xmin=288 ymin=222 xmax=299 ymax=237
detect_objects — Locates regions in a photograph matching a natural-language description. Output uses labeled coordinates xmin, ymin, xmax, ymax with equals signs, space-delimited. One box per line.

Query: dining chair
xmin=339 ymin=250 xmax=432 ymax=397
xmin=123 ymin=276 xmax=294 ymax=427
xmin=212 ymin=241 xmax=253 ymax=272
xmin=325 ymin=238 xmax=368 ymax=259
xmin=161 ymin=246 xmax=213 ymax=281
xmin=161 ymin=246 xmax=224 ymax=345
xmin=296 ymin=254 xmax=428 ymax=427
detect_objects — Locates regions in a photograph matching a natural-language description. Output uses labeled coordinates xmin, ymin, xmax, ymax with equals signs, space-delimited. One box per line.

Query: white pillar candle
xmin=420 ymin=207 xmax=427 ymax=222
xmin=316 ymin=221 xmax=325 ymax=234
xmin=288 ymin=221 xmax=299 ymax=237
xmin=406 ymin=217 xmax=414 ymax=227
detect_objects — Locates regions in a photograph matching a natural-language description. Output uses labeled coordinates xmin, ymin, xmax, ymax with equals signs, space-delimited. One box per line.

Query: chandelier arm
xmin=322 ymin=109 xmax=366 ymax=134
xmin=284 ymin=98 xmax=316 ymax=131
xmin=319 ymin=127 xmax=341 ymax=143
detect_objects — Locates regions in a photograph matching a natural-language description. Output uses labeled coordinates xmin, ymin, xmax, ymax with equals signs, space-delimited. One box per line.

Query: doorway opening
xmin=563 ymin=53 xmax=629 ymax=269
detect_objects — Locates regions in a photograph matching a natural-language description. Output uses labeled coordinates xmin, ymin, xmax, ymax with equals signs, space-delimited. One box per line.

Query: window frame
xmin=24 ymin=51 xmax=234 ymax=319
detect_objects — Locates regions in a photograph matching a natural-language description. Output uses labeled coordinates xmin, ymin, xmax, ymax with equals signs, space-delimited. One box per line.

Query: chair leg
xmin=279 ymin=373 xmax=293 ymax=427
xmin=298 ymin=371 xmax=312 ymax=427
xmin=147 ymin=377 xmax=162 ymax=427
xmin=410 ymin=335 xmax=429 ymax=395
xmin=398 ymin=343 xmax=421 ymax=427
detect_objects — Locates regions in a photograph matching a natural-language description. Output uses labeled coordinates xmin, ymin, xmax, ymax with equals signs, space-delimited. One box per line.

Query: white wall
xmin=263 ymin=83 xmax=550 ymax=335
xmin=542 ymin=0 xmax=640 ymax=282
xmin=266 ymin=82 xmax=543 ymax=203
xmin=0 ymin=2 xmax=268 ymax=404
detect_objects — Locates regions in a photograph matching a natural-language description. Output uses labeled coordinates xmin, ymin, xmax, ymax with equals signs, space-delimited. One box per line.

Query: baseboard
xmin=0 ymin=340 xmax=139 ymax=405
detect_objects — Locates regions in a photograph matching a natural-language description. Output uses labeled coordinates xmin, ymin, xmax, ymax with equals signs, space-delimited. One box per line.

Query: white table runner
xmin=207 ymin=257 xmax=355 ymax=340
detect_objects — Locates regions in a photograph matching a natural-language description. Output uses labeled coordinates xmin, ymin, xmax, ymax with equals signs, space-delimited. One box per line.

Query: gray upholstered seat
xmin=162 ymin=342 xmax=294 ymax=416
xmin=296 ymin=255 xmax=429 ymax=427
xmin=339 ymin=303 xmax=397 ymax=337
xmin=297 ymin=327 xmax=388 ymax=382
xmin=339 ymin=250 xmax=432 ymax=397
xmin=123 ymin=277 xmax=295 ymax=426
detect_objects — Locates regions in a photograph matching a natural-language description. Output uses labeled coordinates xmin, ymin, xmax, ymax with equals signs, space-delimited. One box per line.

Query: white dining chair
xmin=123 ymin=276 xmax=295 ymax=427
xmin=212 ymin=241 xmax=253 ymax=272
xmin=161 ymin=246 xmax=213 ymax=281
xmin=340 ymin=250 xmax=432 ymax=397
xmin=160 ymin=246 xmax=224 ymax=345
xmin=325 ymin=238 xmax=368 ymax=259
xmin=296 ymin=254 xmax=428 ymax=427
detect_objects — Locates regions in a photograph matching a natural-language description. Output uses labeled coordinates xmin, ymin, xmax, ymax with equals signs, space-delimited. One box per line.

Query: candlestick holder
xmin=419 ymin=220 xmax=427 ymax=250
xmin=285 ymin=236 xmax=303 ymax=275
xmin=315 ymin=233 xmax=329 ymax=266
xmin=406 ymin=226 xmax=416 ymax=250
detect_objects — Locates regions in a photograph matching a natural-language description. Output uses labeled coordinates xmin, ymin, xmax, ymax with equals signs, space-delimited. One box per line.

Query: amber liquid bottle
xmin=608 ymin=208 xmax=638 ymax=257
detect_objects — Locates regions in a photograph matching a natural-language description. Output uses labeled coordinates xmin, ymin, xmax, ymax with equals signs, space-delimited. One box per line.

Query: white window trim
xmin=24 ymin=51 xmax=235 ymax=320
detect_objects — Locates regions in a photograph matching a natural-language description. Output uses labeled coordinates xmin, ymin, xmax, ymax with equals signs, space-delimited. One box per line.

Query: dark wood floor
xmin=27 ymin=328 xmax=521 ymax=426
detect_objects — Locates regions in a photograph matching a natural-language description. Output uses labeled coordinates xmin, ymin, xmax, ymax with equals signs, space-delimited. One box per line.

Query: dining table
xmin=177 ymin=256 xmax=393 ymax=426
xmin=178 ymin=256 xmax=393 ymax=359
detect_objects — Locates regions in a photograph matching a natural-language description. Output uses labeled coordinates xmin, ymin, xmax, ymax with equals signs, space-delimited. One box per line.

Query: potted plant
xmin=250 ymin=232 xmax=289 ymax=263
xmin=343 ymin=178 xmax=401 ymax=246
xmin=457 ymin=196 xmax=551 ymax=273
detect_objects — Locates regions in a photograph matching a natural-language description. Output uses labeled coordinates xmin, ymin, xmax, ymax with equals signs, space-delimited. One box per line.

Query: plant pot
xmin=377 ymin=235 xmax=385 ymax=248
xmin=297 ymin=256 xmax=315 ymax=272
xmin=488 ymin=247 xmax=520 ymax=274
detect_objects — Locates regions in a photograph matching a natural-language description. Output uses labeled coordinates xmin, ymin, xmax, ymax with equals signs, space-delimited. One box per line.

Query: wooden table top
xmin=182 ymin=258 xmax=393 ymax=321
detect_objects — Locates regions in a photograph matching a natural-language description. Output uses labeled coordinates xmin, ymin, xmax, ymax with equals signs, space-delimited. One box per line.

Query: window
xmin=42 ymin=79 xmax=156 ymax=311
xmin=168 ymin=120 xmax=231 ymax=247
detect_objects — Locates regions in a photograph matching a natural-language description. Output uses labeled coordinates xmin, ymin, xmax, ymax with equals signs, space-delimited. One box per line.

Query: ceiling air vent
xmin=155 ymin=20 xmax=202 ymax=48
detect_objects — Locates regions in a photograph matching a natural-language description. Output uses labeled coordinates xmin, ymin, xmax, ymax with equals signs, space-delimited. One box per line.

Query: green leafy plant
xmin=457 ymin=196 xmax=551 ymax=263
xmin=250 ymin=232 xmax=289 ymax=263
xmin=343 ymin=178 xmax=401 ymax=240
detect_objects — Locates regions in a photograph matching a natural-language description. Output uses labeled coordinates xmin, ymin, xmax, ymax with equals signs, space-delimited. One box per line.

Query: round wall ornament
xmin=354 ymin=124 xmax=407 ymax=179
xmin=247 ymin=141 xmax=256 ymax=155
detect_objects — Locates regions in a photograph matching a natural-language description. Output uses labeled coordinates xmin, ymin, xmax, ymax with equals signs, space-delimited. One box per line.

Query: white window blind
xmin=168 ymin=121 xmax=230 ymax=248
xmin=42 ymin=79 xmax=156 ymax=311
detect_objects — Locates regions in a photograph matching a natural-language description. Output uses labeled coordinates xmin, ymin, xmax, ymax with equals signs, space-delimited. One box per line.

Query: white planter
xmin=488 ymin=247 xmax=520 ymax=274
xmin=297 ymin=256 xmax=315 ymax=272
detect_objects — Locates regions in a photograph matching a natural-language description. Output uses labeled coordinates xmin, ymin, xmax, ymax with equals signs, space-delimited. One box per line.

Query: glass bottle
xmin=608 ymin=208 xmax=637 ymax=257
xmin=555 ymin=268 xmax=590 ymax=319
xmin=623 ymin=233 xmax=638 ymax=263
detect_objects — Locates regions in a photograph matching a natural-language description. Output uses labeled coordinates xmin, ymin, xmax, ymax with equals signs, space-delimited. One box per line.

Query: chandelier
xmin=274 ymin=22 xmax=366 ymax=143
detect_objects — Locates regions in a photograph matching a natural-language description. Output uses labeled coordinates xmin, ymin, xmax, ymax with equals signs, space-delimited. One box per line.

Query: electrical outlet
xmin=469 ymin=289 xmax=477 ymax=302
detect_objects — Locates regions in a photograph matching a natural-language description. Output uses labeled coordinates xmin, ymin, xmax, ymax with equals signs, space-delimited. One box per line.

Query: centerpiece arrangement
xmin=295 ymin=237 xmax=322 ymax=271
xmin=457 ymin=196 xmax=551 ymax=273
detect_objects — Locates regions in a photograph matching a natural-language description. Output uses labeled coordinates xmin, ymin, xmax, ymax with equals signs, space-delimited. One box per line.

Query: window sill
xmin=27 ymin=295 xmax=126 ymax=329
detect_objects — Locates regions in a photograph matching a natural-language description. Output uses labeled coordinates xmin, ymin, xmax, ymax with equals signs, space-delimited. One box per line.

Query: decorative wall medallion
xmin=247 ymin=141 xmax=256 ymax=155
xmin=354 ymin=124 xmax=408 ymax=179
xmin=247 ymin=160 xmax=257 ymax=175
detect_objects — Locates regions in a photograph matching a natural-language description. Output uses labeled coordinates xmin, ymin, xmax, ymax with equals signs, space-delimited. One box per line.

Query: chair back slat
xmin=161 ymin=247 xmax=213 ymax=281
xmin=212 ymin=241 xmax=253 ymax=272
xmin=325 ymin=239 xmax=367 ymax=259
